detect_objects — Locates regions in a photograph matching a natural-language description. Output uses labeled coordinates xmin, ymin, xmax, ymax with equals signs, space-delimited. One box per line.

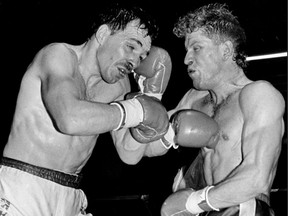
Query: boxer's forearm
xmin=111 ymin=128 xmax=148 ymax=164
xmin=208 ymin=163 xmax=270 ymax=209
xmin=112 ymin=129 xmax=168 ymax=164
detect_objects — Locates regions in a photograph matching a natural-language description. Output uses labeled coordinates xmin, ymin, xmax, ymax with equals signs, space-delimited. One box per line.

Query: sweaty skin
xmin=3 ymin=20 xmax=154 ymax=174
xmin=169 ymin=29 xmax=285 ymax=209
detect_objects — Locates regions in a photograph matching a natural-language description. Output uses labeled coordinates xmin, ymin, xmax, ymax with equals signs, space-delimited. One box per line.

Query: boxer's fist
xmin=111 ymin=93 xmax=169 ymax=143
xmin=134 ymin=46 xmax=172 ymax=100
xmin=161 ymin=189 xmax=196 ymax=216
xmin=129 ymin=46 xmax=171 ymax=142
xmin=173 ymin=109 xmax=219 ymax=147
xmin=127 ymin=93 xmax=169 ymax=143
xmin=161 ymin=186 xmax=219 ymax=216
xmin=161 ymin=109 xmax=219 ymax=149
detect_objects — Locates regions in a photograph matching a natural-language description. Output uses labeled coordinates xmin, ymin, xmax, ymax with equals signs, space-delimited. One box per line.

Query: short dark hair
xmin=90 ymin=2 xmax=159 ymax=42
xmin=173 ymin=3 xmax=247 ymax=70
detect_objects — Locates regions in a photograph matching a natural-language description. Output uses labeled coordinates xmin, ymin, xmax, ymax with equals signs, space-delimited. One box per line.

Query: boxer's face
xmin=97 ymin=20 xmax=151 ymax=84
xmin=183 ymin=29 xmax=223 ymax=90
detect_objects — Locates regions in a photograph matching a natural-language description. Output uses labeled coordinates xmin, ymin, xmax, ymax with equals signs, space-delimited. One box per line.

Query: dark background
xmin=0 ymin=0 xmax=286 ymax=215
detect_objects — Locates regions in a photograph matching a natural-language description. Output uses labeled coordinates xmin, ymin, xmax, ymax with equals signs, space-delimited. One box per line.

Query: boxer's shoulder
xmin=27 ymin=43 xmax=80 ymax=79
xmin=239 ymin=80 xmax=285 ymax=114
xmin=41 ymin=43 xmax=78 ymax=65
xmin=240 ymin=80 xmax=279 ymax=100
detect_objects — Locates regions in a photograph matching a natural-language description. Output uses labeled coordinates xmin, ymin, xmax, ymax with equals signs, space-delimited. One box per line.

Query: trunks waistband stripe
xmin=0 ymin=157 xmax=82 ymax=189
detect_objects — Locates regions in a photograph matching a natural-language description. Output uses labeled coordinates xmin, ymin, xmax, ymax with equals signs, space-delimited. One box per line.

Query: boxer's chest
xmin=199 ymin=94 xmax=244 ymax=183
xmin=194 ymin=91 xmax=242 ymax=141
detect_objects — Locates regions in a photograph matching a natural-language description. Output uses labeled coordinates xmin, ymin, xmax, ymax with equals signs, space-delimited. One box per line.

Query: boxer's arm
xmin=206 ymin=81 xmax=285 ymax=209
xmin=111 ymin=128 xmax=170 ymax=164
xmin=131 ymin=46 xmax=172 ymax=142
xmin=111 ymin=89 xmax=200 ymax=164
xmin=161 ymin=81 xmax=285 ymax=215
xmin=39 ymin=44 xmax=127 ymax=135
xmin=111 ymin=106 xmax=179 ymax=165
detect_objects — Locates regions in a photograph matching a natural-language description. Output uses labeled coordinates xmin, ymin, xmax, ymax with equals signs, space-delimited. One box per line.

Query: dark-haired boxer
xmin=159 ymin=3 xmax=285 ymax=216
xmin=0 ymin=3 xmax=171 ymax=216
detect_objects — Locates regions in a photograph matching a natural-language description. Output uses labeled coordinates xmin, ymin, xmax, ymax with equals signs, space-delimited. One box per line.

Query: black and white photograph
xmin=0 ymin=0 xmax=286 ymax=215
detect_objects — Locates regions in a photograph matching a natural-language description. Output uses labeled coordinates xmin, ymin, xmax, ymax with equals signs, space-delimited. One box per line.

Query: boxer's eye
xmin=127 ymin=44 xmax=135 ymax=51
xmin=193 ymin=46 xmax=200 ymax=52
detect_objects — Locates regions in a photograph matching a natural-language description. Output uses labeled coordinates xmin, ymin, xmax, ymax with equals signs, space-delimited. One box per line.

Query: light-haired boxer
xmin=0 ymin=3 xmax=170 ymax=216
xmin=129 ymin=46 xmax=219 ymax=148
xmin=159 ymin=3 xmax=285 ymax=216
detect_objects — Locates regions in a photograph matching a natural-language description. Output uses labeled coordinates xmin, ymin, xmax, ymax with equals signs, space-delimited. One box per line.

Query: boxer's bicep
xmin=39 ymin=45 xmax=83 ymax=130
xmin=40 ymin=44 xmax=80 ymax=103
xmin=239 ymin=81 xmax=284 ymax=181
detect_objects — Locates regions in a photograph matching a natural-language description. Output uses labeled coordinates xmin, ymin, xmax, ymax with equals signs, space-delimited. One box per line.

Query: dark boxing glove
xmin=111 ymin=93 xmax=169 ymax=142
xmin=134 ymin=46 xmax=172 ymax=100
xmin=161 ymin=109 xmax=220 ymax=149
xmin=130 ymin=46 xmax=171 ymax=143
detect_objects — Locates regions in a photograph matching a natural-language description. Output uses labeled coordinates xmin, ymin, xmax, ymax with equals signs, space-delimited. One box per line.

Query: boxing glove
xmin=134 ymin=46 xmax=172 ymax=100
xmin=111 ymin=93 xmax=169 ymax=142
xmin=161 ymin=186 xmax=219 ymax=216
xmin=130 ymin=46 xmax=171 ymax=143
xmin=161 ymin=109 xmax=220 ymax=149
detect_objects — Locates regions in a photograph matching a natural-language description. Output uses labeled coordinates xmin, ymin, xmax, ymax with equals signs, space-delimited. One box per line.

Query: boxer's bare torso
xmin=4 ymin=43 xmax=129 ymax=174
xmin=194 ymin=90 xmax=244 ymax=185
xmin=177 ymin=78 xmax=284 ymax=201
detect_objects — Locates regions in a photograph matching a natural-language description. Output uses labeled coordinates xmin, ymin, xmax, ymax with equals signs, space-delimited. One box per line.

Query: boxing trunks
xmin=0 ymin=157 xmax=92 ymax=216
xmin=181 ymin=151 xmax=275 ymax=216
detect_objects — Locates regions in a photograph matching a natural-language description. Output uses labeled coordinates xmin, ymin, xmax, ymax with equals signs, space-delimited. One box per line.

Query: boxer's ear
xmin=221 ymin=40 xmax=233 ymax=61
xmin=96 ymin=24 xmax=111 ymax=44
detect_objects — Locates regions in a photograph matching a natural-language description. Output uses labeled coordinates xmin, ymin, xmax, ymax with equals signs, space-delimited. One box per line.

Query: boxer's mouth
xmin=188 ymin=68 xmax=196 ymax=74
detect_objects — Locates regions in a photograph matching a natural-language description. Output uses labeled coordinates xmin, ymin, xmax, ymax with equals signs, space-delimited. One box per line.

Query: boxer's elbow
xmin=119 ymin=152 xmax=143 ymax=165
xmin=145 ymin=143 xmax=169 ymax=157
xmin=55 ymin=113 xmax=81 ymax=135
xmin=254 ymin=176 xmax=270 ymax=194
xmin=249 ymin=167 xmax=270 ymax=194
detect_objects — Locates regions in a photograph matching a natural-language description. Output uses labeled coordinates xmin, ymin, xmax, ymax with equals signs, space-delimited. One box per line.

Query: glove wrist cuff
xmin=160 ymin=124 xmax=178 ymax=149
xmin=111 ymin=99 xmax=144 ymax=131
xmin=143 ymin=92 xmax=162 ymax=100
xmin=110 ymin=102 xmax=126 ymax=131
xmin=186 ymin=186 xmax=219 ymax=214
xmin=204 ymin=186 xmax=219 ymax=212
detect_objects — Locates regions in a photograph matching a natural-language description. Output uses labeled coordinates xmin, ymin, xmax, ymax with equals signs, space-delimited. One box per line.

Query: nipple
xmin=222 ymin=133 xmax=229 ymax=141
